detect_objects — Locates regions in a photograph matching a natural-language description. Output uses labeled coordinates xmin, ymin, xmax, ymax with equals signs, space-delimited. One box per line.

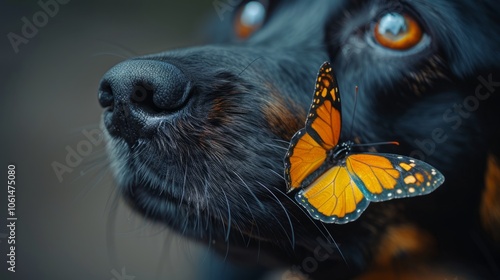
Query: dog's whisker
xmin=233 ymin=171 xmax=266 ymax=211
xmin=64 ymin=122 xmax=102 ymax=134
xmin=238 ymin=56 xmax=264 ymax=76
xmin=105 ymin=194 xmax=121 ymax=269
xmin=223 ymin=235 xmax=231 ymax=264
xmin=70 ymin=151 xmax=109 ymax=179
xmin=73 ymin=163 xmax=112 ymax=202
xmin=233 ymin=171 xmax=265 ymax=251
xmin=179 ymin=162 xmax=188 ymax=209
xmin=272 ymin=138 xmax=292 ymax=145
xmin=208 ymin=181 xmax=227 ymax=238
xmin=269 ymin=168 xmax=285 ymax=181
xmin=257 ymin=181 xmax=296 ymax=249
xmin=203 ymin=180 xmax=212 ymax=232
xmin=239 ymin=194 xmax=258 ymax=248
xmin=91 ymin=41 xmax=139 ymax=59
xmin=233 ymin=221 xmax=247 ymax=246
xmin=322 ymin=226 xmax=349 ymax=267
xmin=90 ymin=52 xmax=132 ymax=60
xmin=221 ymin=187 xmax=232 ymax=242
xmin=262 ymin=142 xmax=288 ymax=151
xmin=155 ymin=230 xmax=174 ymax=278
xmin=271 ymin=186 xmax=338 ymax=249
xmin=273 ymin=184 xmax=349 ymax=266
xmin=209 ymin=187 xmax=231 ymax=263
xmin=201 ymin=230 xmax=214 ymax=266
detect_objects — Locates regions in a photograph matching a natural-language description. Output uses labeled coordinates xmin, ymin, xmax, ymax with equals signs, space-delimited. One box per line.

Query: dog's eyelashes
xmin=372 ymin=12 xmax=424 ymax=51
xmin=234 ymin=0 xmax=268 ymax=39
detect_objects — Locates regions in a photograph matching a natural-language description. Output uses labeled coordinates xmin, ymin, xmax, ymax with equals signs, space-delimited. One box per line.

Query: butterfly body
xmin=284 ymin=62 xmax=444 ymax=224
xmin=327 ymin=141 xmax=354 ymax=161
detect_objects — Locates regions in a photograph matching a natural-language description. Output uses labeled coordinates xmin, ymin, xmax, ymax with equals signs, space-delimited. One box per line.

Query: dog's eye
xmin=234 ymin=1 xmax=267 ymax=39
xmin=373 ymin=13 xmax=423 ymax=50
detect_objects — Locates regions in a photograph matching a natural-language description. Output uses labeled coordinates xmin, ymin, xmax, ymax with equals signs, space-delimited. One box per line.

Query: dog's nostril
xmin=98 ymin=81 xmax=114 ymax=108
xmin=130 ymin=82 xmax=163 ymax=114
xmin=150 ymin=69 xmax=191 ymax=111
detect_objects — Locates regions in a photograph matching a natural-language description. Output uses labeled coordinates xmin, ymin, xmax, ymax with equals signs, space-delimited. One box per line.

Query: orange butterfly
xmin=284 ymin=62 xmax=445 ymax=224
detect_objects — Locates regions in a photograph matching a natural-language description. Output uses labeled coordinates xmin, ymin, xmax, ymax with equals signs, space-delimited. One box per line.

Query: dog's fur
xmin=98 ymin=0 xmax=500 ymax=279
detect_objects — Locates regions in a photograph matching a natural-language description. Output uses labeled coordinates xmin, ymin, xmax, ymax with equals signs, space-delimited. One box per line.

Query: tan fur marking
xmin=263 ymin=86 xmax=306 ymax=140
xmin=373 ymin=224 xmax=435 ymax=267
xmin=481 ymin=154 xmax=500 ymax=243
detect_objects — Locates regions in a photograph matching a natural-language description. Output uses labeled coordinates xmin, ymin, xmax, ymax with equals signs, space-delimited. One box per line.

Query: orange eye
xmin=234 ymin=1 xmax=267 ymax=39
xmin=374 ymin=13 xmax=423 ymax=50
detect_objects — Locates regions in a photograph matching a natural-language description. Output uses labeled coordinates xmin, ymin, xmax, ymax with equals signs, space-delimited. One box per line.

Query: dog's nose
xmin=98 ymin=60 xmax=191 ymax=144
xmin=98 ymin=59 xmax=191 ymax=112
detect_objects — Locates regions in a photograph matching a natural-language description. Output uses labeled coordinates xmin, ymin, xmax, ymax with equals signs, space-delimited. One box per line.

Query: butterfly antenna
xmin=346 ymin=86 xmax=401 ymax=149
xmin=352 ymin=141 xmax=399 ymax=147
xmin=347 ymin=86 xmax=359 ymax=140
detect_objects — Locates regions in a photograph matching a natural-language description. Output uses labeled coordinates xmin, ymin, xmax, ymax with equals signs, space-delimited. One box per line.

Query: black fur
xmin=98 ymin=0 xmax=500 ymax=279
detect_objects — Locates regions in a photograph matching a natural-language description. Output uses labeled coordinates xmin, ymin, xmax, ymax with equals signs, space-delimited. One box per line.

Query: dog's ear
xmin=481 ymin=154 xmax=500 ymax=243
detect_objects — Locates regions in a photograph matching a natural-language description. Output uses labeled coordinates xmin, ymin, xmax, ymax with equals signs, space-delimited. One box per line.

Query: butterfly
xmin=284 ymin=62 xmax=445 ymax=224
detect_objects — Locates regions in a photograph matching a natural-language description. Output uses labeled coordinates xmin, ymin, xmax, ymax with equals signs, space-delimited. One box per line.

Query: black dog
xmin=98 ymin=0 xmax=500 ymax=279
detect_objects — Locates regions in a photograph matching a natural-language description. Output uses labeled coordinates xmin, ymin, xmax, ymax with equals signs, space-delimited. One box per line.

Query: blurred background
xmin=0 ymin=0 xmax=222 ymax=279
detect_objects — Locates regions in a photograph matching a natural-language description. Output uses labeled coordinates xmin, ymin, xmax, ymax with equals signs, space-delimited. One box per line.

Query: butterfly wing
xmin=284 ymin=129 xmax=331 ymax=191
xmin=295 ymin=166 xmax=369 ymax=224
xmin=284 ymin=62 xmax=342 ymax=192
xmin=295 ymin=153 xmax=445 ymax=224
xmin=345 ymin=153 xmax=445 ymax=201
xmin=304 ymin=62 xmax=342 ymax=148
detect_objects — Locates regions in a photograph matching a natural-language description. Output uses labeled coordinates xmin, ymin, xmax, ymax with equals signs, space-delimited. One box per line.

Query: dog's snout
xmin=98 ymin=60 xmax=191 ymax=113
